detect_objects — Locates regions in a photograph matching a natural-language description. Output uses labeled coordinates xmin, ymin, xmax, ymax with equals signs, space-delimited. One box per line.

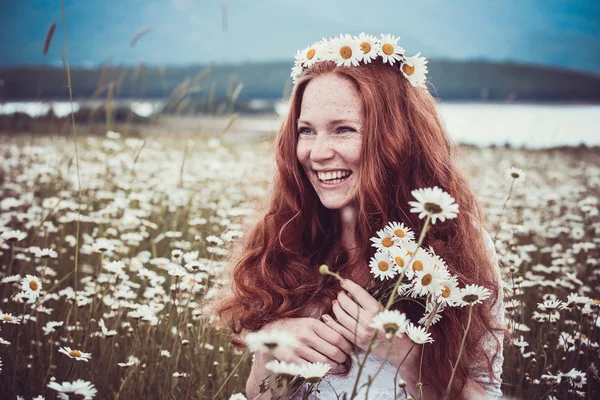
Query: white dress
xmin=297 ymin=231 xmax=505 ymax=399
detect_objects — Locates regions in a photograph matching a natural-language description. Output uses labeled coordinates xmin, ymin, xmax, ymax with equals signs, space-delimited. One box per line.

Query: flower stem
xmin=443 ymin=305 xmax=473 ymax=399
xmin=493 ymin=179 xmax=514 ymax=246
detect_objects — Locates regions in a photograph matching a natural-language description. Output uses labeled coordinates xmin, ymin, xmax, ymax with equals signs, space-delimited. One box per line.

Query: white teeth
xmin=317 ymin=170 xmax=351 ymax=181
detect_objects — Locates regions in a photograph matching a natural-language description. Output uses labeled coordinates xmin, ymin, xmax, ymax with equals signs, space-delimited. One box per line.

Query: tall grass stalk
xmin=60 ymin=0 xmax=83 ymax=338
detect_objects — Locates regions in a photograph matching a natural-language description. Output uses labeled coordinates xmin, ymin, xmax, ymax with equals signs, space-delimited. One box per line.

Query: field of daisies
xmin=0 ymin=130 xmax=599 ymax=400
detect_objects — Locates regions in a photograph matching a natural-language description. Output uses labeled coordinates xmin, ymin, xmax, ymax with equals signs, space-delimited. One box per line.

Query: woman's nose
xmin=310 ymin=134 xmax=335 ymax=162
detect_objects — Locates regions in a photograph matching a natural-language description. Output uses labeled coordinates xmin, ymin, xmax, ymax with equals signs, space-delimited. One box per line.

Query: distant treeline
xmin=1 ymin=59 xmax=600 ymax=102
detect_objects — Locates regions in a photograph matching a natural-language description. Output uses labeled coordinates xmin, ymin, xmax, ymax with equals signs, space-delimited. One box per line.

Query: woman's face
xmin=296 ymin=74 xmax=364 ymax=210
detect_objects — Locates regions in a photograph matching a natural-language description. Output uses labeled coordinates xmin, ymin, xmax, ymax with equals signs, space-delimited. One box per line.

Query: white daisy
xmin=370 ymin=228 xmax=398 ymax=251
xmin=30 ymin=248 xmax=58 ymax=259
xmin=400 ymin=52 xmax=428 ymax=88
xmin=228 ymin=393 xmax=248 ymax=400
xmin=561 ymin=368 xmax=587 ymax=388
xmin=411 ymin=261 xmax=445 ymax=297
xmin=172 ymin=372 xmax=188 ymax=378
xmin=458 ymin=284 xmax=491 ymax=306
xmin=377 ymin=33 xmax=405 ymax=65
xmin=291 ymin=50 xmax=305 ymax=84
xmin=403 ymin=244 xmax=433 ymax=281
xmin=91 ymin=238 xmax=115 ymax=253
xmin=42 ymin=197 xmax=60 ymax=209
xmin=1 ymin=274 xmax=21 ymax=283
xmin=419 ymin=301 xmax=446 ymax=326
xmin=265 ymin=359 xmax=302 ymax=378
xmin=21 ymin=275 xmax=42 ymax=299
xmin=329 ymin=34 xmax=362 ymax=67
xmin=384 ymin=221 xmax=415 ymax=243
xmin=388 ymin=246 xmax=410 ymax=273
xmin=244 ymin=330 xmax=298 ymax=353
xmin=504 ymin=167 xmax=526 ymax=183
xmin=369 ymin=309 xmax=409 ymax=339
xmin=58 ymin=347 xmax=92 ymax=362
xmin=0 ymin=337 xmax=10 ymax=345
xmin=354 ymin=32 xmax=380 ymax=64
xmin=299 ymin=40 xmax=326 ymax=68
xmin=408 ymin=186 xmax=459 ymax=225
xmin=436 ymin=276 xmax=461 ymax=306
xmin=369 ymin=250 xmax=397 ymax=281
xmin=47 ymin=379 xmax=97 ymax=400
xmin=299 ymin=361 xmax=331 ymax=383
xmin=405 ymin=322 xmax=434 ymax=344
xmin=1 ymin=230 xmax=27 ymax=242
xmin=42 ymin=321 xmax=64 ymax=335
xmin=0 ymin=312 xmax=22 ymax=324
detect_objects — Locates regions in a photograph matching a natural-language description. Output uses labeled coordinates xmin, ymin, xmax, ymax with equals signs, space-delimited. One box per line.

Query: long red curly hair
xmin=209 ymin=59 xmax=505 ymax=398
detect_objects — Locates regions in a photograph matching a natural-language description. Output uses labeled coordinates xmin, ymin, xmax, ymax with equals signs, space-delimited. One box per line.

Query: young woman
xmin=209 ymin=33 xmax=505 ymax=399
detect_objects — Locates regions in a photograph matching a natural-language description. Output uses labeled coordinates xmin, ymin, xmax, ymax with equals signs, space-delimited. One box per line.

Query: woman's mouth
xmin=315 ymin=169 xmax=353 ymax=185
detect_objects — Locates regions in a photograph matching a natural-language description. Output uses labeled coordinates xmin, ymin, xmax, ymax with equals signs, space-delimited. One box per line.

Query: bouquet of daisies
xmin=245 ymin=187 xmax=495 ymax=400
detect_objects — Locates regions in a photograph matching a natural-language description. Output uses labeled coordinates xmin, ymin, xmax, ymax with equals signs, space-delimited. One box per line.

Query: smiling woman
xmin=207 ymin=33 xmax=506 ymax=400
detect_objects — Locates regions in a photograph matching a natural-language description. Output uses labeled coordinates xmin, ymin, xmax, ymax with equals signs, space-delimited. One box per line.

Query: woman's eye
xmin=298 ymin=127 xmax=313 ymax=135
xmin=337 ymin=126 xmax=355 ymax=133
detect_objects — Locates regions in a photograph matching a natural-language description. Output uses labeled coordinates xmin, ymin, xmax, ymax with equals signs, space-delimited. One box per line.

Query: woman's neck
xmin=339 ymin=205 xmax=358 ymax=248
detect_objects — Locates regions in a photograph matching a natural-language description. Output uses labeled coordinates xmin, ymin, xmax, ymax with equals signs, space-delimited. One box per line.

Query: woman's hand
xmin=323 ymin=278 xmax=414 ymax=364
xmin=260 ymin=317 xmax=354 ymax=373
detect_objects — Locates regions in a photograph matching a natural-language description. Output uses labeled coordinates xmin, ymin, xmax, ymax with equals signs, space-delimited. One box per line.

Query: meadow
xmin=0 ymin=129 xmax=598 ymax=399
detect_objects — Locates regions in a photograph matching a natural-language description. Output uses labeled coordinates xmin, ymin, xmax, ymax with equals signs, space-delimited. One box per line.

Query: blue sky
xmin=1 ymin=0 xmax=599 ymax=73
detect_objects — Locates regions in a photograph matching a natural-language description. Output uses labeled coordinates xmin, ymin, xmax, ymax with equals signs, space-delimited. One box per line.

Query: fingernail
xmin=332 ymin=300 xmax=338 ymax=306
xmin=322 ymin=314 xmax=330 ymax=322
xmin=340 ymin=279 xmax=346 ymax=287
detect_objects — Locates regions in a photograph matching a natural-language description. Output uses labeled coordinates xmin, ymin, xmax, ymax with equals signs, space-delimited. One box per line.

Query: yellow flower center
xmin=421 ymin=274 xmax=432 ymax=286
xmin=339 ymin=46 xmax=352 ymax=59
xmin=593 ymin=299 xmax=600 ymax=305
xmin=442 ymin=286 xmax=451 ymax=298
xmin=382 ymin=43 xmax=394 ymax=55
xmin=306 ymin=48 xmax=316 ymax=60
xmin=402 ymin=63 xmax=415 ymax=76
xmin=394 ymin=256 xmax=404 ymax=268
xmin=378 ymin=261 xmax=389 ymax=272
xmin=394 ymin=229 xmax=405 ymax=238
xmin=29 ymin=280 xmax=39 ymax=291
xmin=412 ymin=260 xmax=423 ymax=272
xmin=360 ymin=42 xmax=371 ymax=53
xmin=382 ymin=238 xmax=394 ymax=247
xmin=3 ymin=316 xmax=13 ymax=322
xmin=69 ymin=350 xmax=82 ymax=358
xmin=407 ymin=251 xmax=413 ymax=256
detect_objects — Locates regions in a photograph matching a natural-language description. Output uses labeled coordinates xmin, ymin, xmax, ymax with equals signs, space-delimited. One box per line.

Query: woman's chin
xmin=318 ymin=196 xmax=353 ymax=210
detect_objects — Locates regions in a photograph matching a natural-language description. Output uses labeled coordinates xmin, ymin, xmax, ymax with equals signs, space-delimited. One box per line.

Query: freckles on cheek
xmin=296 ymin=142 xmax=310 ymax=163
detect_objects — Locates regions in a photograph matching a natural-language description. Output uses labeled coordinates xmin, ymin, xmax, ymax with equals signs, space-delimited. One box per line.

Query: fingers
xmin=295 ymin=343 xmax=342 ymax=369
xmin=337 ymin=290 xmax=363 ymax=320
xmin=305 ymin=329 xmax=348 ymax=364
xmin=313 ymin=319 xmax=354 ymax=355
xmin=322 ymin=313 xmax=357 ymax=345
xmin=332 ymin=299 xmax=364 ymax=344
xmin=341 ymin=279 xmax=383 ymax=313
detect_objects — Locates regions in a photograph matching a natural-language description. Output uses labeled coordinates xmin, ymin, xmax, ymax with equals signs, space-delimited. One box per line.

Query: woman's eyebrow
xmin=296 ymin=119 xmax=360 ymax=126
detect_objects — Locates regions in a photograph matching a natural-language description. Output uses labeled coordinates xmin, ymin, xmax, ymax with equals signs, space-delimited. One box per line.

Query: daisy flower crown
xmin=291 ymin=33 xmax=429 ymax=89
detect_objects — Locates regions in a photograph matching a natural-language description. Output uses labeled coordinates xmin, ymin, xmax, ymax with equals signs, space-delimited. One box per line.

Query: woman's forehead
xmin=299 ymin=75 xmax=364 ymax=121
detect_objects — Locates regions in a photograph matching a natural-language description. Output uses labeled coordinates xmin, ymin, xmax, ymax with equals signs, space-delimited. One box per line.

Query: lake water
xmin=1 ymin=101 xmax=598 ymax=148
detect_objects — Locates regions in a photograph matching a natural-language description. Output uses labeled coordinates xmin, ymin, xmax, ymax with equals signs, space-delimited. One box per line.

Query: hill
xmin=1 ymin=59 xmax=600 ymax=102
